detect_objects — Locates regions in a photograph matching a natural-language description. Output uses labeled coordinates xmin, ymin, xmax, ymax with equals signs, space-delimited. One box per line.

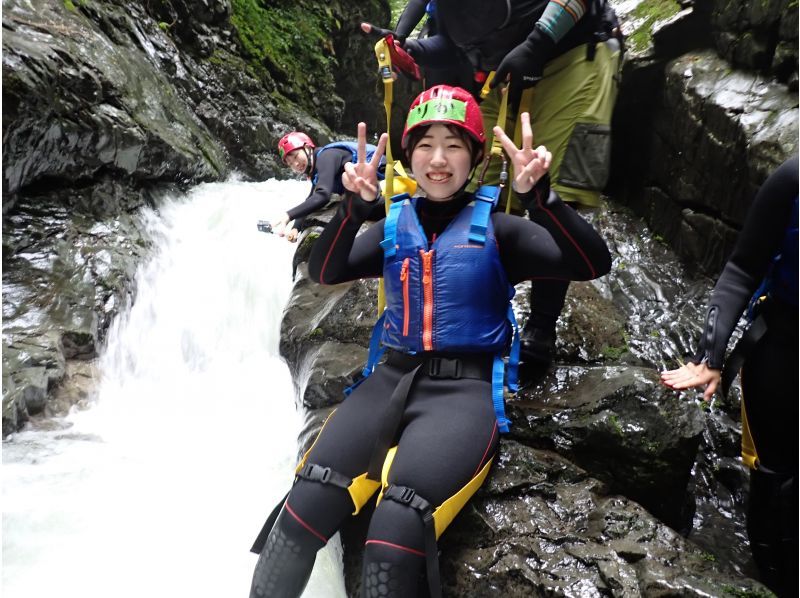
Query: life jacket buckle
xmin=428 ymin=357 xmax=461 ymax=379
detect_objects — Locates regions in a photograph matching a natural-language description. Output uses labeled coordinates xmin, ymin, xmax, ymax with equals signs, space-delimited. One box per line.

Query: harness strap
xmin=296 ymin=462 xmax=353 ymax=490
xmin=367 ymin=364 xmax=424 ymax=481
xmin=385 ymin=351 xmax=495 ymax=380
xmin=250 ymin=491 xmax=289 ymax=554
xmin=721 ymin=314 xmax=768 ymax=397
xmin=382 ymin=484 xmax=441 ymax=598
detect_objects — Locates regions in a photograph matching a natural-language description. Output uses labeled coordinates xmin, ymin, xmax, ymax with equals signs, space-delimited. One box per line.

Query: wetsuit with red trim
xmin=287 ymin=147 xmax=384 ymax=232
xmin=249 ymin=185 xmax=610 ymax=598
xmin=690 ymin=156 xmax=798 ymax=597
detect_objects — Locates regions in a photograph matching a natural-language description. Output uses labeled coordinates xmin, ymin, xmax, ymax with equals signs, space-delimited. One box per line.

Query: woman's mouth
xmin=426 ymin=172 xmax=451 ymax=183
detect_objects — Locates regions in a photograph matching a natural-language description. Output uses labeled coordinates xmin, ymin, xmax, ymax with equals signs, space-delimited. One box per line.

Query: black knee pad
xmin=249 ymin=508 xmax=325 ymax=598
xmin=364 ymin=485 xmax=441 ymax=598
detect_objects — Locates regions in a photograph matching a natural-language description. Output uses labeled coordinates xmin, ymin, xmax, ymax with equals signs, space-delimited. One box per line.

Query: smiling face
xmin=409 ymin=124 xmax=473 ymax=202
xmin=284 ymin=147 xmax=309 ymax=175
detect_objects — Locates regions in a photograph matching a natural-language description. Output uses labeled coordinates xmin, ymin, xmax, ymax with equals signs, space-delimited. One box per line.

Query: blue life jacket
xmin=748 ymin=195 xmax=799 ymax=317
xmin=380 ymin=197 xmax=513 ymax=353
xmin=770 ymin=195 xmax=798 ymax=306
xmin=353 ymin=187 xmax=520 ymax=433
xmin=311 ymin=142 xmax=387 ymax=195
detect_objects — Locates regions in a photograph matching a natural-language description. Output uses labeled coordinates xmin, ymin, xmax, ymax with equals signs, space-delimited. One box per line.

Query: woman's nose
xmin=430 ymin=146 xmax=446 ymax=165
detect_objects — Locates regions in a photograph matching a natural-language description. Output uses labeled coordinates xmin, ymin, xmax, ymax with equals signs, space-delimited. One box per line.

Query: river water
xmin=2 ymin=179 xmax=346 ymax=597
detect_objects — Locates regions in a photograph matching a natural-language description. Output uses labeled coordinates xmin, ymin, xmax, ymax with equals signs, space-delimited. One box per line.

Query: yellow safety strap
xmin=478 ymin=73 xmax=511 ymax=212
xmin=377 ymin=445 xmax=494 ymax=539
xmin=509 ymin=87 xmax=535 ymax=213
xmin=375 ymin=38 xmax=396 ymax=208
xmin=740 ymin=371 xmax=760 ymax=470
xmin=374 ymin=38 xmax=394 ymax=315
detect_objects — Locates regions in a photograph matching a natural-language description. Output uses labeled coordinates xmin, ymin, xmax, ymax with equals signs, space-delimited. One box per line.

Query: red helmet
xmin=401 ymin=85 xmax=485 ymax=150
xmin=277 ymin=131 xmax=315 ymax=163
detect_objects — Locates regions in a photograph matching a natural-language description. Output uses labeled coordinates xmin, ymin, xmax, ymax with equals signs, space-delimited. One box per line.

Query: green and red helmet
xmin=401 ymin=85 xmax=485 ymax=150
xmin=277 ymin=131 xmax=315 ymax=163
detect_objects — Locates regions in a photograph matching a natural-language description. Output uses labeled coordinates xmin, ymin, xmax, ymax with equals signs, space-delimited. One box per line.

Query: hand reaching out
xmin=271 ymin=212 xmax=291 ymax=237
xmin=660 ymin=361 xmax=721 ymax=402
xmin=493 ymin=112 xmax=551 ymax=194
xmin=341 ymin=122 xmax=387 ymax=202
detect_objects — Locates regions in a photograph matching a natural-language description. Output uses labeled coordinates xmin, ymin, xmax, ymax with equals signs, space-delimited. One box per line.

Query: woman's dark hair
xmin=403 ymin=124 xmax=484 ymax=169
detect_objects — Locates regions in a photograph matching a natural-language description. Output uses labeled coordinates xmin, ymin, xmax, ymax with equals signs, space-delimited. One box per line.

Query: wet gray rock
xmin=610 ymin=0 xmax=798 ymax=275
xmin=509 ymin=366 xmax=705 ymax=530
xmin=2 ymin=0 xmax=228 ymax=201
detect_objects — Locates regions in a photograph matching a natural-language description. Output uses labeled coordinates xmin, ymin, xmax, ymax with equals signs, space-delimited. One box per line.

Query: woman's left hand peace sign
xmin=341 ymin=122 xmax=388 ymax=202
xmin=493 ymin=112 xmax=551 ymax=194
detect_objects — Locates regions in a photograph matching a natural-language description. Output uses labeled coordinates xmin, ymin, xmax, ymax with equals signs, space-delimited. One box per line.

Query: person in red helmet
xmin=248 ymin=85 xmax=610 ymax=598
xmin=273 ymin=131 xmax=386 ymax=242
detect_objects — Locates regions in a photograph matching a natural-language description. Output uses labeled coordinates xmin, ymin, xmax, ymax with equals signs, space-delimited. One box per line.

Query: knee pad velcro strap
xmin=296 ymin=462 xmax=352 ymax=490
xmin=382 ymin=484 xmax=442 ymax=598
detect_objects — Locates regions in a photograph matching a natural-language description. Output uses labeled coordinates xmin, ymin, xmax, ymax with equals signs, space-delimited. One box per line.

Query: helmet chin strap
xmin=303 ymin=146 xmax=315 ymax=177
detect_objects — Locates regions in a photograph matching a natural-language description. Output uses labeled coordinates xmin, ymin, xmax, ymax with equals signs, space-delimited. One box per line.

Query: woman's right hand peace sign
xmin=493 ymin=112 xmax=551 ymax=194
xmin=342 ymin=122 xmax=388 ymax=202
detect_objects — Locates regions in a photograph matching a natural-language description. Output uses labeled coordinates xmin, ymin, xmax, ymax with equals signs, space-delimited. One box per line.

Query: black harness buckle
xmin=398 ymin=486 xmax=416 ymax=504
xmin=428 ymin=358 xmax=462 ymax=379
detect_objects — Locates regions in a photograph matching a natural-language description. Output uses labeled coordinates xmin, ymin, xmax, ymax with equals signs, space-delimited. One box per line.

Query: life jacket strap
xmin=506 ymin=305 xmax=521 ymax=394
xmin=468 ymin=187 xmax=498 ymax=244
xmin=492 ymin=355 xmax=511 ymax=433
xmin=345 ymin=312 xmax=387 ymax=396
xmin=382 ymin=484 xmax=441 ymax=598
xmin=379 ymin=196 xmax=409 ymax=259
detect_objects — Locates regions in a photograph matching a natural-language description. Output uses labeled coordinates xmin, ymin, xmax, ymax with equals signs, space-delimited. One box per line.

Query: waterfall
xmin=2 ymin=179 xmax=346 ymax=598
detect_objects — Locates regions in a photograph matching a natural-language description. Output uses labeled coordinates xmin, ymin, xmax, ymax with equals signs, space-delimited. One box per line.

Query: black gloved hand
xmin=360 ymin=22 xmax=400 ymax=41
xmin=402 ymin=38 xmax=422 ymax=58
xmin=490 ymin=27 xmax=556 ymax=98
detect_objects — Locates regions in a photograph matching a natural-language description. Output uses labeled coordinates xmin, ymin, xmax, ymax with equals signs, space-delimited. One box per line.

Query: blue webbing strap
xmin=468 ymin=186 xmax=499 ymax=245
xmin=492 ymin=355 xmax=510 ymax=433
xmin=379 ymin=195 xmax=409 ymax=259
xmin=344 ymin=312 xmax=387 ymax=396
xmin=506 ymin=306 xmax=520 ymax=393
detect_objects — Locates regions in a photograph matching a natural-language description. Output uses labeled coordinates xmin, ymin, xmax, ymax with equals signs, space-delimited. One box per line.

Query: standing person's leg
xmin=740 ymin=315 xmax=798 ymax=597
xmin=249 ymin=366 xmax=402 ymax=598
xmin=360 ymin=373 xmax=500 ymax=597
xmin=521 ymin=40 xmax=620 ymax=369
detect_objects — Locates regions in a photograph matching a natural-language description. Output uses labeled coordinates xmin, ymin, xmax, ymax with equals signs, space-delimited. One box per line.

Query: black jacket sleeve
xmin=308 ymin=193 xmax=385 ymax=284
xmin=494 ymin=188 xmax=612 ymax=285
xmin=286 ymin=149 xmax=352 ymax=222
xmin=394 ymin=0 xmax=428 ymax=40
xmin=692 ymin=156 xmax=799 ymax=368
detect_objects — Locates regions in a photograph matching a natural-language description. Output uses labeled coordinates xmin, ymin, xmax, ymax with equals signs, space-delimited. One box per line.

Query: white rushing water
xmin=2 ymin=179 xmax=347 ymax=598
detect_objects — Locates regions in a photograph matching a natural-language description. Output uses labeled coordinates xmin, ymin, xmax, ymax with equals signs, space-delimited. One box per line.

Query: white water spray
xmin=2 ymin=179 xmax=346 ymax=598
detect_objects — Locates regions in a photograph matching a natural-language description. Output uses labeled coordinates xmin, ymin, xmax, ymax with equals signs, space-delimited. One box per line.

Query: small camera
xmin=257 ymin=220 xmax=273 ymax=234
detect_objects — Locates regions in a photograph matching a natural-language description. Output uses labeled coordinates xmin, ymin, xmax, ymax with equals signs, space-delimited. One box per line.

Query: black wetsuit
xmin=691 ymin=156 xmax=798 ymax=597
xmin=249 ymin=187 xmax=610 ymax=598
xmin=287 ymin=148 xmax=384 ymax=232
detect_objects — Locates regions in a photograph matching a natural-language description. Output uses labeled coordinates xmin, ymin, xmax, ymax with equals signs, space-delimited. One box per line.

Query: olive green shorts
xmin=471 ymin=39 xmax=622 ymax=210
